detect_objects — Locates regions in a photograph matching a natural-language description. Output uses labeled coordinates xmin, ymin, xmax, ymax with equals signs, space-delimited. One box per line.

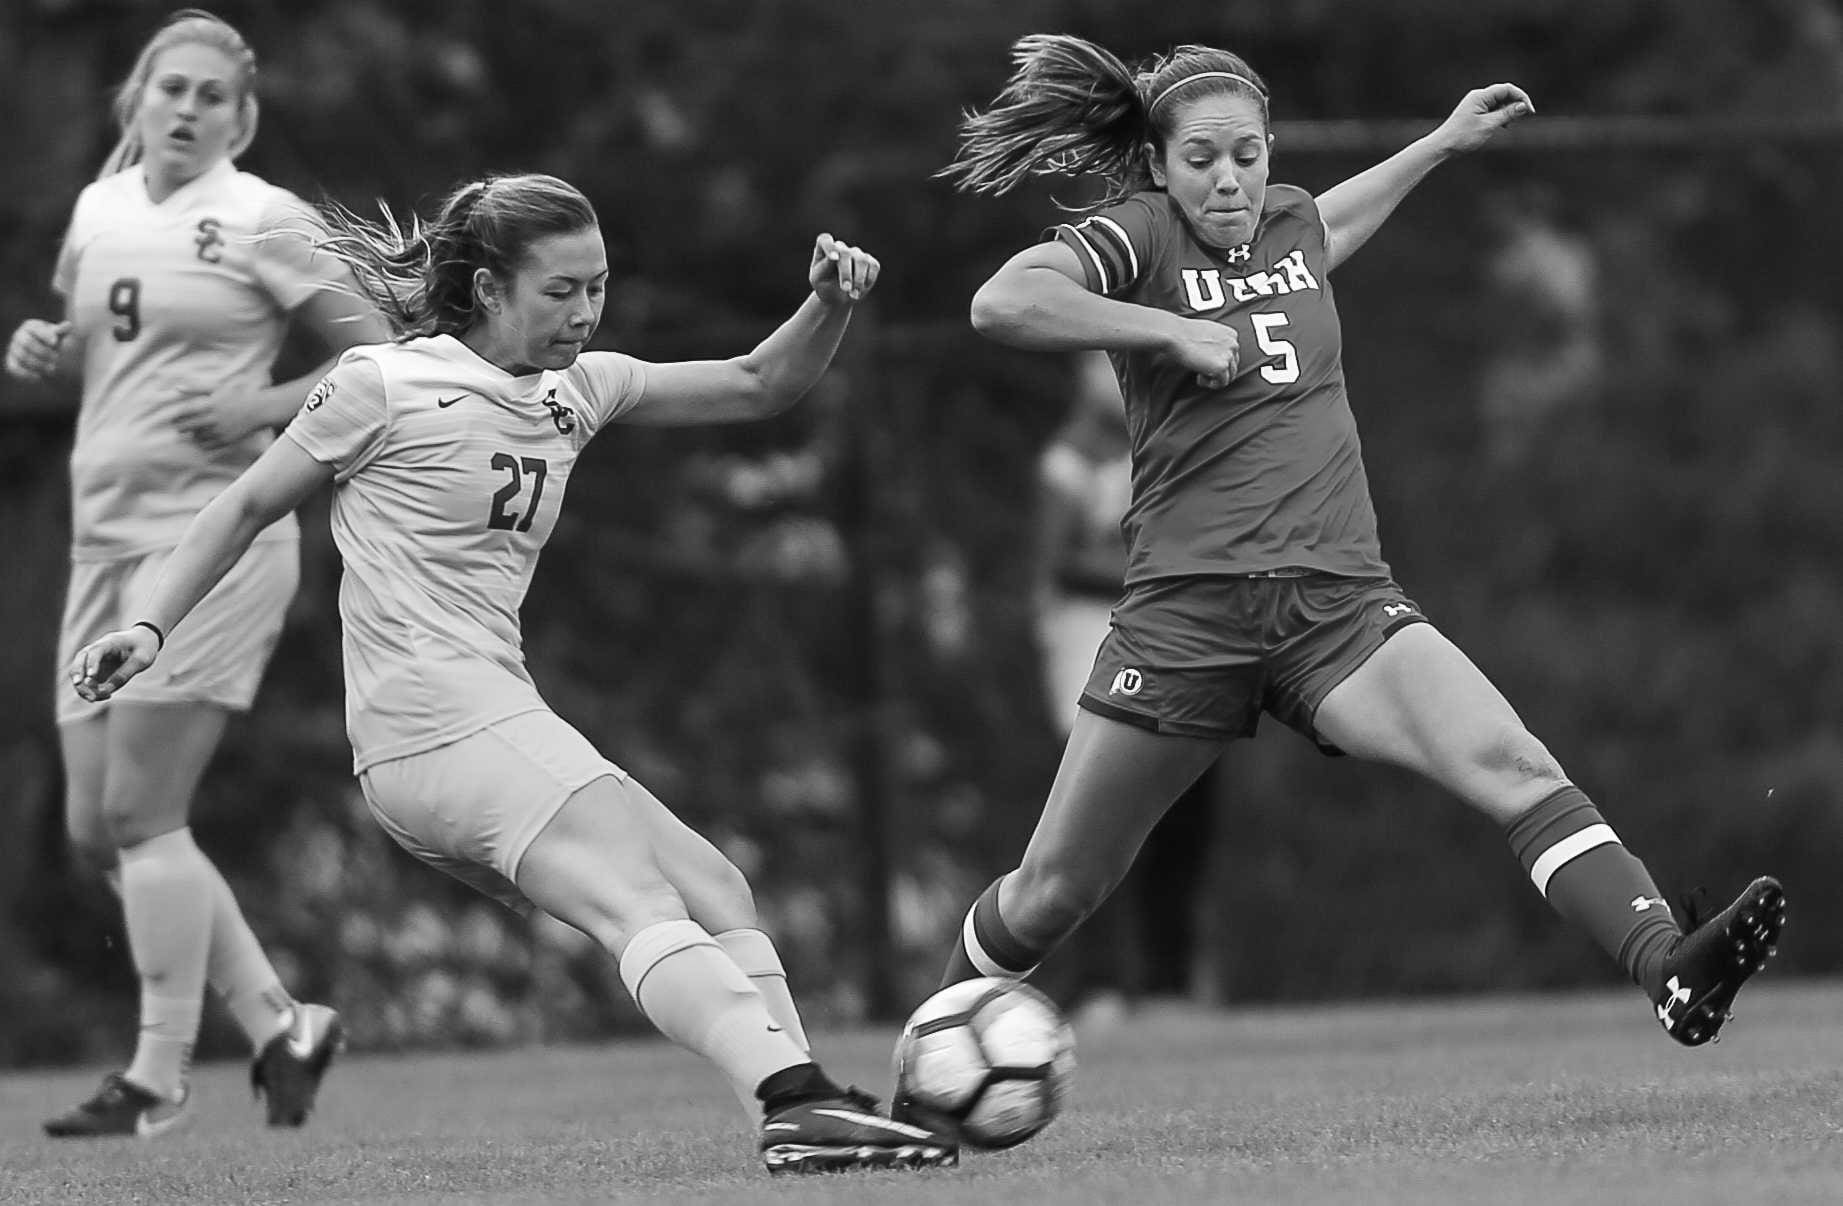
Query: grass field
xmin=2 ymin=980 xmax=1839 ymax=1206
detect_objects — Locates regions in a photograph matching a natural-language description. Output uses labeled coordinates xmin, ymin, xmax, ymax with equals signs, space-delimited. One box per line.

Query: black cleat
xmin=760 ymin=1087 xmax=958 ymax=1175
xmin=889 ymin=1085 xmax=963 ymax=1142
xmin=251 ymin=1003 xmax=345 ymax=1126
xmin=1654 ymin=876 xmax=1786 ymax=1047
xmin=43 ymin=1073 xmax=189 ymax=1139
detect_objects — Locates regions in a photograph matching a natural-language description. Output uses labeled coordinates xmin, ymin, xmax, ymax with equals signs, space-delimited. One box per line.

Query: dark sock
xmin=1505 ymin=785 xmax=1680 ymax=997
xmin=939 ymin=875 xmax=1046 ymax=989
xmin=755 ymin=1062 xmax=841 ymax=1113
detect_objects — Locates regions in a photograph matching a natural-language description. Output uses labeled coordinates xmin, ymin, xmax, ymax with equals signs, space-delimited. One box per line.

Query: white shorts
xmin=56 ymin=538 xmax=299 ymax=724
xmin=358 ymin=709 xmax=627 ymax=913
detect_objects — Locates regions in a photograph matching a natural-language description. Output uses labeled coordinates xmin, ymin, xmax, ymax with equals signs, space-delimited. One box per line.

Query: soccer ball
xmin=892 ymin=977 xmax=1076 ymax=1149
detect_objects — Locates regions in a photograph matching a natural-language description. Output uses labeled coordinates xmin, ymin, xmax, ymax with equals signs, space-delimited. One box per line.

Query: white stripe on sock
xmin=960 ymin=908 xmax=1029 ymax=979
xmin=1529 ymin=823 xmax=1620 ymax=897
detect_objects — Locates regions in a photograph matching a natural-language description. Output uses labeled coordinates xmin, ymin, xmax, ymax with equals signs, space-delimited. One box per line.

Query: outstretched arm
xmin=617 ymin=234 xmax=880 ymax=426
xmin=1318 ymin=84 xmax=1534 ymax=273
xmin=70 ymin=438 xmax=335 ymax=701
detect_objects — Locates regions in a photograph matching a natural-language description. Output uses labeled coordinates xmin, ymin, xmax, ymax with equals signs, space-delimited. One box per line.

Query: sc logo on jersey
xmin=195 ymin=217 xmax=224 ymax=263
xmin=541 ymin=388 xmax=578 ymax=435
xmin=1109 ymin=668 xmax=1144 ymax=697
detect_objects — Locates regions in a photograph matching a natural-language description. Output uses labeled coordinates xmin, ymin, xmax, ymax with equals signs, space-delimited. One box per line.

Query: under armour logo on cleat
xmin=1630 ymin=895 xmax=1668 ymax=913
xmin=1655 ymin=975 xmax=1692 ymax=1027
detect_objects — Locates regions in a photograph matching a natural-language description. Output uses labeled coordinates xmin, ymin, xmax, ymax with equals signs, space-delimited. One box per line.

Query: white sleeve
xmin=569 ymin=351 xmax=650 ymax=434
xmin=282 ymin=353 xmax=389 ymax=482
xmin=248 ymin=191 xmax=347 ymax=312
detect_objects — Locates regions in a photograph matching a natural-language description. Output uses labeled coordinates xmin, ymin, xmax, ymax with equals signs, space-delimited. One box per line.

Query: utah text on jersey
xmin=1180 ymin=250 xmax=1320 ymax=312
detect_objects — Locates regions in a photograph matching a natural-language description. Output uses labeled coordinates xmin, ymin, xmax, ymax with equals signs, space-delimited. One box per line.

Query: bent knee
xmin=1461 ymin=725 xmax=1566 ymax=806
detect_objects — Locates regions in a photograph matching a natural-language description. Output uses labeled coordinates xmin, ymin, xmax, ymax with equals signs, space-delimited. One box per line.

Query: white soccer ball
xmin=892 ymin=977 xmax=1076 ymax=1149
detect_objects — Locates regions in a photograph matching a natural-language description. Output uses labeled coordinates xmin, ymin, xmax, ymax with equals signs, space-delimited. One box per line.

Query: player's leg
xmin=53 ymin=562 xmax=118 ymax=881
xmin=97 ymin=701 xmax=229 ymax=1116
xmin=127 ymin=541 xmax=333 ymax=1121
xmin=640 ymin=798 xmax=811 ymax=1053
xmin=514 ymin=775 xmax=953 ymax=1173
xmin=153 ymin=541 xmax=337 ymax=1121
xmin=43 ymin=717 xmax=199 ymax=1138
xmin=44 ymin=564 xmax=195 ymax=1137
xmin=1313 ymin=618 xmax=1783 ymax=1043
xmin=515 ymin=776 xmax=812 ymax=1099
xmin=59 ymin=715 xmax=113 ymax=878
xmin=944 ymin=579 xmax=1246 ymax=990
xmin=942 ymin=710 xmax=1223 ymax=987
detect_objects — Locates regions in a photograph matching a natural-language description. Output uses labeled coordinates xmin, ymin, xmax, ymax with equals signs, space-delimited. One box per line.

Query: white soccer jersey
xmin=283 ymin=335 xmax=647 ymax=770
xmin=54 ymin=160 xmax=344 ymax=561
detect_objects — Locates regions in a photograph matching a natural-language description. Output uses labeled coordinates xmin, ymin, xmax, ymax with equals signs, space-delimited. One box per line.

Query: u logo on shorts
xmin=1110 ymin=668 xmax=1144 ymax=696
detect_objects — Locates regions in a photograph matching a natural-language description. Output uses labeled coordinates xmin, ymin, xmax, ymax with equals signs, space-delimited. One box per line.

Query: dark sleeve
xmin=1042 ymin=194 xmax=1167 ymax=295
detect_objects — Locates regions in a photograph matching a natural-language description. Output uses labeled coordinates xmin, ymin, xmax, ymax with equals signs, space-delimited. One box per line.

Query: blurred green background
xmin=1 ymin=0 xmax=1839 ymax=1066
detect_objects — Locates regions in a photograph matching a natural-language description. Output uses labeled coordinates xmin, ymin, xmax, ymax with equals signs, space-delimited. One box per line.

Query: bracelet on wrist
xmin=132 ymin=620 xmax=166 ymax=651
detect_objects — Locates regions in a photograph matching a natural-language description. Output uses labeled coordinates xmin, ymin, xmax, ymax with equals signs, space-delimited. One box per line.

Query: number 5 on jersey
xmin=1250 ymin=312 xmax=1299 ymax=384
xmin=488 ymin=453 xmax=549 ymax=532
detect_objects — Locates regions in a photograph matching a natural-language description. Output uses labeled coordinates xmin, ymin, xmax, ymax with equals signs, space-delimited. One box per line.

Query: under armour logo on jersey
xmin=1226 ymin=243 xmax=1252 ymax=263
xmin=1383 ymin=603 xmax=1413 ymax=618
xmin=1630 ymin=895 xmax=1668 ymax=913
xmin=541 ymin=388 xmax=578 ymax=434
xmin=1109 ymin=668 xmax=1144 ymax=697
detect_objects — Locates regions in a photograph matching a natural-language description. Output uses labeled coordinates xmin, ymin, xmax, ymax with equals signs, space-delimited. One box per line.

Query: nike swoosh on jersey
xmin=436 ymin=394 xmax=468 ymax=408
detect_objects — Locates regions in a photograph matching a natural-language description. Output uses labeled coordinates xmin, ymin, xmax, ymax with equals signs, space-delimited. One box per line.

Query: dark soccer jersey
xmin=1048 ymin=185 xmax=1390 ymax=584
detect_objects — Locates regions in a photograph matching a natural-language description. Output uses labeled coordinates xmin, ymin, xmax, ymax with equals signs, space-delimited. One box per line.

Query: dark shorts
xmin=1079 ymin=573 xmax=1429 ymax=750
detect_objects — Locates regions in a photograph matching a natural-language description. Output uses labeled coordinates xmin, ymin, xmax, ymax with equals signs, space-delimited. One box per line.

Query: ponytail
xmin=938 ymin=34 xmax=1151 ymax=206
xmin=942 ymin=36 xmax=1271 ymax=210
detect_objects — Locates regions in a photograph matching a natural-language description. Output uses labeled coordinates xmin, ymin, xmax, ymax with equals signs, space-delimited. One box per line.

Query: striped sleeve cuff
xmin=1047 ymin=214 xmax=1141 ymax=295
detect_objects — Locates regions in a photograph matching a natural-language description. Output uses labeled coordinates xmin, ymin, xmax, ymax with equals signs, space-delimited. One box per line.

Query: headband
xmin=1147 ymin=71 xmax=1265 ymax=114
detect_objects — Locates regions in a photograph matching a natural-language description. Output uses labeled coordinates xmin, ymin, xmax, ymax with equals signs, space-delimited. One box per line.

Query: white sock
xmin=124 ymin=993 xmax=197 ymax=1102
xmin=109 ymin=858 xmax=294 ymax=1049
xmin=618 ymin=919 xmax=809 ymax=1119
xmin=201 ymin=859 xmax=295 ymax=1048
xmin=119 ymin=829 xmax=213 ymax=1100
xmin=715 ymin=928 xmax=810 ymax=1053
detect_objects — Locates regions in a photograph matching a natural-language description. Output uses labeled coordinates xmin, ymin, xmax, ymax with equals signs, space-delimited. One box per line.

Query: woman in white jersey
xmin=4 ymin=10 xmax=387 ymax=1137
xmin=68 ymin=172 xmax=957 ymax=1176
